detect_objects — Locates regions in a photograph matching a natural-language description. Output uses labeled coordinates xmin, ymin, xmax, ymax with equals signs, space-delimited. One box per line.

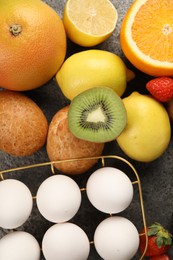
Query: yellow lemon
xmin=63 ymin=0 xmax=118 ymax=47
xmin=56 ymin=49 xmax=134 ymax=100
xmin=117 ymin=92 xmax=171 ymax=162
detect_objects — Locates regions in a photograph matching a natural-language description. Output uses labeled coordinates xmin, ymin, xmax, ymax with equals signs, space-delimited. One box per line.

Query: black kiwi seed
xmin=68 ymin=86 xmax=127 ymax=143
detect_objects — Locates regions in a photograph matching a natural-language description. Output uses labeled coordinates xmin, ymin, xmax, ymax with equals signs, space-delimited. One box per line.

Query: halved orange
xmin=120 ymin=0 xmax=173 ymax=76
xmin=63 ymin=0 xmax=118 ymax=47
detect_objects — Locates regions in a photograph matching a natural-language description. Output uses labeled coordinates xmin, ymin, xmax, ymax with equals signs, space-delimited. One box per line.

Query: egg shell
xmin=86 ymin=167 xmax=133 ymax=214
xmin=94 ymin=216 xmax=139 ymax=260
xmin=36 ymin=174 xmax=81 ymax=223
xmin=42 ymin=222 xmax=90 ymax=260
xmin=46 ymin=106 xmax=104 ymax=175
xmin=0 ymin=231 xmax=40 ymax=260
xmin=0 ymin=179 xmax=33 ymax=229
xmin=0 ymin=90 xmax=48 ymax=156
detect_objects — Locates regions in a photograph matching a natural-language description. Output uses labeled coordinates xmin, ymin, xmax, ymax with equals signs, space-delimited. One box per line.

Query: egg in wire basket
xmin=0 ymin=155 xmax=148 ymax=259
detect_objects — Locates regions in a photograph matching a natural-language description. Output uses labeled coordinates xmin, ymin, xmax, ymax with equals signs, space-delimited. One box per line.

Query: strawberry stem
xmin=148 ymin=222 xmax=172 ymax=248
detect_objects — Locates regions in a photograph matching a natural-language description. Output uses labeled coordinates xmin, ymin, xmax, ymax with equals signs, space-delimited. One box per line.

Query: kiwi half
xmin=68 ymin=86 xmax=127 ymax=143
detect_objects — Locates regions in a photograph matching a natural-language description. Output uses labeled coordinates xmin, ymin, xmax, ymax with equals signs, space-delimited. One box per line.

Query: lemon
xmin=63 ymin=0 xmax=118 ymax=47
xmin=56 ymin=49 xmax=134 ymax=100
xmin=117 ymin=92 xmax=171 ymax=162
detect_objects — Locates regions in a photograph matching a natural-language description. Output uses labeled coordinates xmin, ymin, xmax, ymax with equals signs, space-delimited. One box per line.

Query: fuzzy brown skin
xmin=46 ymin=106 xmax=104 ymax=175
xmin=0 ymin=90 xmax=48 ymax=156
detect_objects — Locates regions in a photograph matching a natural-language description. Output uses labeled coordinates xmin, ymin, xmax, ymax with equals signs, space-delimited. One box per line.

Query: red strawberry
xmin=150 ymin=253 xmax=170 ymax=260
xmin=146 ymin=77 xmax=173 ymax=102
xmin=139 ymin=222 xmax=172 ymax=257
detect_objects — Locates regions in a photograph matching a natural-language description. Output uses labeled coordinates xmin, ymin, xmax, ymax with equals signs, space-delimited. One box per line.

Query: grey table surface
xmin=0 ymin=0 xmax=173 ymax=259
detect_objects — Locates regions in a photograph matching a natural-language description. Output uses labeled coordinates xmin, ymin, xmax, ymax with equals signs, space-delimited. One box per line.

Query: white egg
xmin=94 ymin=216 xmax=139 ymax=260
xmin=42 ymin=222 xmax=90 ymax=260
xmin=0 ymin=231 xmax=40 ymax=260
xmin=86 ymin=167 xmax=133 ymax=214
xmin=0 ymin=179 xmax=33 ymax=229
xmin=36 ymin=174 xmax=81 ymax=223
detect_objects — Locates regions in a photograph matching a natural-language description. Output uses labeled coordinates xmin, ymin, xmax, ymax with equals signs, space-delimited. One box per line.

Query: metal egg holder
xmin=0 ymin=155 xmax=148 ymax=259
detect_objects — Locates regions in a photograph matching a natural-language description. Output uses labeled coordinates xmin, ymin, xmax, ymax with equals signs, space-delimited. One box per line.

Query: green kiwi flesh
xmin=68 ymin=86 xmax=127 ymax=143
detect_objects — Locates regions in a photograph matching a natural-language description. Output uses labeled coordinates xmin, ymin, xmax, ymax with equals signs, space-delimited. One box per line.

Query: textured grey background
xmin=0 ymin=0 xmax=173 ymax=259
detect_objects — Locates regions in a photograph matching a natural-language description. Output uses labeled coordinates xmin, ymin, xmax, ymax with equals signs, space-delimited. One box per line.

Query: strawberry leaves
xmin=147 ymin=223 xmax=172 ymax=248
xmin=140 ymin=222 xmax=173 ymax=256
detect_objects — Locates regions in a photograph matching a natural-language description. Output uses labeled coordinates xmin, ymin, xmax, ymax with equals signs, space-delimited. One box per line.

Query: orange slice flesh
xmin=120 ymin=0 xmax=173 ymax=76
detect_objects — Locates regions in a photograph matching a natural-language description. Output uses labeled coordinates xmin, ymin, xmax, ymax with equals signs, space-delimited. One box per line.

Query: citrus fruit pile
xmin=0 ymin=0 xmax=172 ymax=164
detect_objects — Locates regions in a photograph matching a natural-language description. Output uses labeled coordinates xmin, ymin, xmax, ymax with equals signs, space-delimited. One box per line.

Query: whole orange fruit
xmin=0 ymin=0 xmax=66 ymax=91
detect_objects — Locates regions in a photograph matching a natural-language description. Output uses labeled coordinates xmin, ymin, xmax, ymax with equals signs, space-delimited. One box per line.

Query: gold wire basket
xmin=0 ymin=154 xmax=148 ymax=259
